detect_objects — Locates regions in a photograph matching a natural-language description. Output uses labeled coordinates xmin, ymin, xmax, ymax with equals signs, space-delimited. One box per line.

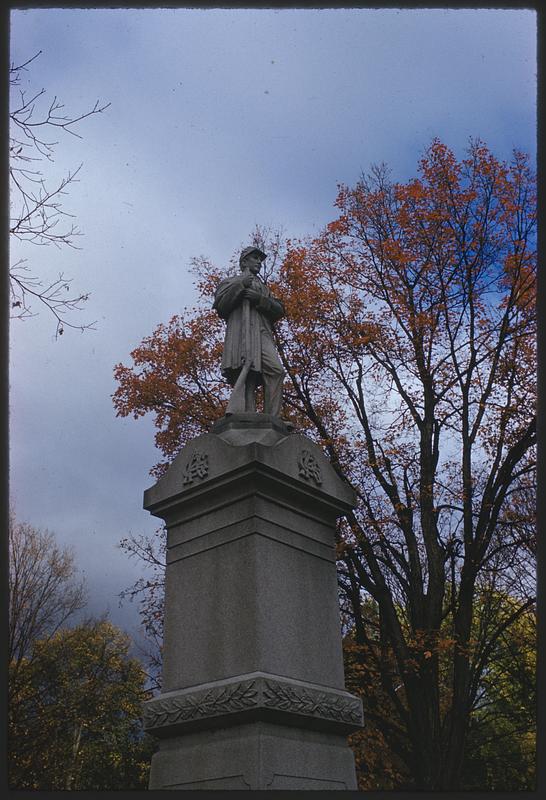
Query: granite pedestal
xmin=142 ymin=413 xmax=363 ymax=790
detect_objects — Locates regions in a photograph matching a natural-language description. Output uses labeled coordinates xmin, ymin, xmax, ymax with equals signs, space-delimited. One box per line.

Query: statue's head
xmin=240 ymin=246 xmax=266 ymax=274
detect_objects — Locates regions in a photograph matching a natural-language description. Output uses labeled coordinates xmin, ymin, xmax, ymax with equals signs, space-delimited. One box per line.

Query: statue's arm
xmin=213 ymin=278 xmax=245 ymax=320
xmin=256 ymin=294 xmax=285 ymax=323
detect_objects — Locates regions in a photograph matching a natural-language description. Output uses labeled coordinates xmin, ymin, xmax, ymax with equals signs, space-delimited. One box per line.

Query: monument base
xmin=143 ymin=414 xmax=363 ymax=790
xmin=149 ymin=721 xmax=357 ymax=790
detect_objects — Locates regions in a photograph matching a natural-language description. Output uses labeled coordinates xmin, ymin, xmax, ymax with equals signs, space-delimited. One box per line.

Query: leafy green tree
xmin=8 ymin=619 xmax=154 ymax=790
xmin=461 ymin=592 xmax=536 ymax=790
xmin=9 ymin=512 xmax=87 ymax=739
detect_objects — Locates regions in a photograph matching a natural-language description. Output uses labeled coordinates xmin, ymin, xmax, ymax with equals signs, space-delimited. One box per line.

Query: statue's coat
xmin=213 ymin=273 xmax=285 ymax=386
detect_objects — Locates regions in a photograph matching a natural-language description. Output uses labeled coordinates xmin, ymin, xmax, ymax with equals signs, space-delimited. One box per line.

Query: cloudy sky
xmin=9 ymin=7 xmax=536 ymax=643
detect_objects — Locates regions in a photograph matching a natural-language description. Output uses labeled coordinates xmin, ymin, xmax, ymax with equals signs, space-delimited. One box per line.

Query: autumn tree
xmin=8 ymin=618 xmax=154 ymax=790
xmin=113 ymin=140 xmax=536 ymax=789
xmin=9 ymin=51 xmax=110 ymax=336
xmin=343 ymin=579 xmax=535 ymax=790
xmin=9 ymin=512 xmax=87 ymax=697
xmin=342 ymin=598 xmax=413 ymax=790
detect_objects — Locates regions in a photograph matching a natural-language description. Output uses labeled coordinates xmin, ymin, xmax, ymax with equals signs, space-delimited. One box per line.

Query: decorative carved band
xmin=262 ymin=679 xmax=361 ymax=724
xmin=144 ymin=675 xmax=362 ymax=734
xmin=144 ymin=680 xmax=257 ymax=729
xmin=182 ymin=451 xmax=209 ymax=485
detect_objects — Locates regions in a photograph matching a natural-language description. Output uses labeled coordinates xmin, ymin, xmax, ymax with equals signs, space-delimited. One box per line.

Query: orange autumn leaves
xmin=113 ymin=138 xmax=535 ymax=490
xmin=113 ymin=311 xmax=227 ymax=478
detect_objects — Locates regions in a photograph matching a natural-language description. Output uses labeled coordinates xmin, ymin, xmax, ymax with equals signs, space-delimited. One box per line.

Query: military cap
xmin=239 ymin=246 xmax=267 ymax=263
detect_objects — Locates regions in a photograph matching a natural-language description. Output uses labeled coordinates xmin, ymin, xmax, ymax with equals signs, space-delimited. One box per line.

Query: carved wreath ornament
xmin=144 ymin=677 xmax=361 ymax=732
xmin=298 ymin=449 xmax=323 ymax=485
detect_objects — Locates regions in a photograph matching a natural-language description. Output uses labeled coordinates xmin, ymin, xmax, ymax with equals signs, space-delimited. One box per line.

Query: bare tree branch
xmin=9 ymin=52 xmax=109 ymax=337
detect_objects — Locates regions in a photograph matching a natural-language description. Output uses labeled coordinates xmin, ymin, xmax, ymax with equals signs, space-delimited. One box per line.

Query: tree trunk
xmin=65 ymin=722 xmax=82 ymax=790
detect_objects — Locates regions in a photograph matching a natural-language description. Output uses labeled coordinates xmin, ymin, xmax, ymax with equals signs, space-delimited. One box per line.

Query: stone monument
xmin=212 ymin=246 xmax=286 ymax=417
xmin=142 ymin=247 xmax=363 ymax=790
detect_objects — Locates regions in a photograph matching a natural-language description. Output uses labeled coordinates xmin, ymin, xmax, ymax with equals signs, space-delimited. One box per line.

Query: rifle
xmin=225 ymin=269 xmax=252 ymax=414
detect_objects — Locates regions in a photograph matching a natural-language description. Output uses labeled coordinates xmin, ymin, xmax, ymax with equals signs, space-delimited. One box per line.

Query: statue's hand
xmin=242 ymin=288 xmax=261 ymax=305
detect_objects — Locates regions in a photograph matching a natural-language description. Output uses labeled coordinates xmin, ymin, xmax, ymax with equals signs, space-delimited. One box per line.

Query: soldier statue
xmin=213 ymin=246 xmax=285 ymax=417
